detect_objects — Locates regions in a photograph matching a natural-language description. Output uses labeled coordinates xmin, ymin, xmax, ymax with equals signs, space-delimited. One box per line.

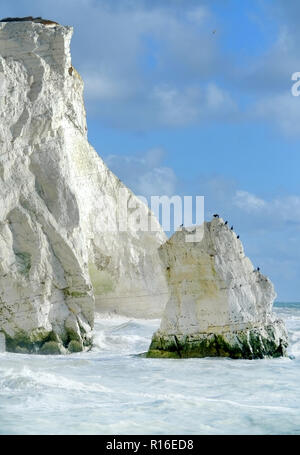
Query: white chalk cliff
xmin=0 ymin=18 xmax=168 ymax=354
xmin=148 ymin=218 xmax=288 ymax=358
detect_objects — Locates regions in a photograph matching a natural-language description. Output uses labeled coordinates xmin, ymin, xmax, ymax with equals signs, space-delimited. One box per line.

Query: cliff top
xmin=0 ymin=17 xmax=59 ymax=25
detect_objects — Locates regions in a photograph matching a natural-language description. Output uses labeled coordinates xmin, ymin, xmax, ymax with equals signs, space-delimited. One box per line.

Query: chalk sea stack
xmin=0 ymin=19 xmax=168 ymax=354
xmin=147 ymin=218 xmax=288 ymax=359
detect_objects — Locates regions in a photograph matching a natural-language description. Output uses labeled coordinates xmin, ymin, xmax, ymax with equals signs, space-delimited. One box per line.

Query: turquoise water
xmin=0 ymin=303 xmax=299 ymax=435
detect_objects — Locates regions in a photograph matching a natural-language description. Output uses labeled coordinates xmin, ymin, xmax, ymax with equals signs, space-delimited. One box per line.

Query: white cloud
xmin=276 ymin=25 xmax=294 ymax=53
xmin=205 ymin=83 xmax=237 ymax=113
xmin=234 ymin=190 xmax=266 ymax=212
xmin=271 ymin=195 xmax=300 ymax=223
xmin=139 ymin=167 xmax=177 ymax=197
xmin=105 ymin=148 xmax=177 ymax=198
xmin=233 ymin=190 xmax=300 ymax=224
xmin=82 ymin=71 xmax=131 ymax=101
xmin=254 ymin=92 xmax=300 ymax=136
xmin=186 ymin=6 xmax=209 ymax=25
xmin=151 ymin=83 xmax=237 ymax=127
xmin=151 ymin=84 xmax=200 ymax=126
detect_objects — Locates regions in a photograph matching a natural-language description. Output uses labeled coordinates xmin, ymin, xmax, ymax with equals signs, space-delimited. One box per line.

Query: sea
xmin=0 ymin=302 xmax=299 ymax=435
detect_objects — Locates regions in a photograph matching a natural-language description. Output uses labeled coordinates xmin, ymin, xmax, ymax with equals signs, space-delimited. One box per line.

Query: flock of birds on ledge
xmin=213 ymin=213 xmax=261 ymax=273
xmin=180 ymin=214 xmax=261 ymax=274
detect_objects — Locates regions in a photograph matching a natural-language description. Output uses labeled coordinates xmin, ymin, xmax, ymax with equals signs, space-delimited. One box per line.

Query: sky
xmin=1 ymin=0 xmax=300 ymax=301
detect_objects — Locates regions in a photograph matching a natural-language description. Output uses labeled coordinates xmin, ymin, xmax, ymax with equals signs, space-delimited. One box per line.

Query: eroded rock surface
xmin=147 ymin=218 xmax=288 ymax=359
xmin=0 ymin=19 xmax=168 ymax=353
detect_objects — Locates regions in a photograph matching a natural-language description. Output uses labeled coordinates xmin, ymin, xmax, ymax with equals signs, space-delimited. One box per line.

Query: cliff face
xmin=147 ymin=218 xmax=288 ymax=359
xmin=0 ymin=20 xmax=168 ymax=353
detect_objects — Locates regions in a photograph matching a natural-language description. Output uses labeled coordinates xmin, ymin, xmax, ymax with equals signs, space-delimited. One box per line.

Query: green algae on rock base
xmin=39 ymin=341 xmax=62 ymax=355
xmin=4 ymin=328 xmax=52 ymax=353
xmin=68 ymin=339 xmax=83 ymax=353
xmin=2 ymin=325 xmax=89 ymax=355
xmin=147 ymin=321 xmax=288 ymax=360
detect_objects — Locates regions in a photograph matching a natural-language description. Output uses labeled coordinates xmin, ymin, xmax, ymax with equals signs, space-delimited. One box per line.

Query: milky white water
xmin=0 ymin=303 xmax=299 ymax=435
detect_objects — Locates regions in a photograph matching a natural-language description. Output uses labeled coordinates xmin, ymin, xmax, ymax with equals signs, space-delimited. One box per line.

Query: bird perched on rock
xmin=237 ymin=235 xmax=240 ymax=239
xmin=213 ymin=214 xmax=219 ymax=218
xmin=224 ymin=221 xmax=228 ymax=225
xmin=230 ymin=226 xmax=234 ymax=230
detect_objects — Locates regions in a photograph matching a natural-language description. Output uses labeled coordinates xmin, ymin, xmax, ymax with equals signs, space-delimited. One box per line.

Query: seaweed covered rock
xmin=0 ymin=19 xmax=168 ymax=354
xmin=147 ymin=218 xmax=288 ymax=359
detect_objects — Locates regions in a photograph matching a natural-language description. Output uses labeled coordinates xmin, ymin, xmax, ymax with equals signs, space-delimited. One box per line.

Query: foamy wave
xmin=1 ymin=305 xmax=300 ymax=435
xmin=0 ymin=366 xmax=112 ymax=394
xmin=93 ymin=331 xmax=150 ymax=354
xmin=91 ymin=313 xmax=159 ymax=355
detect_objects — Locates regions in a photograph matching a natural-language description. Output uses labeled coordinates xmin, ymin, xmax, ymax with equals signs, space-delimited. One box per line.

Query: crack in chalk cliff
xmin=173 ymin=335 xmax=182 ymax=358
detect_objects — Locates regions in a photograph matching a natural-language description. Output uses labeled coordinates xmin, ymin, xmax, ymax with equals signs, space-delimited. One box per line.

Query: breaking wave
xmin=0 ymin=303 xmax=300 ymax=435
